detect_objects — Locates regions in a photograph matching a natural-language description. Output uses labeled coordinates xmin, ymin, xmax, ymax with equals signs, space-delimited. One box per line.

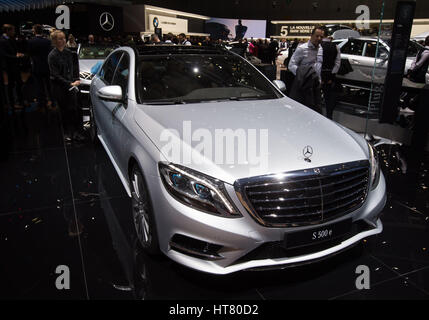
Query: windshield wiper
xmin=143 ymin=97 xmax=216 ymax=105
xmin=142 ymin=99 xmax=187 ymax=105
xmin=141 ymin=95 xmax=274 ymax=105
xmin=226 ymin=95 xmax=274 ymax=101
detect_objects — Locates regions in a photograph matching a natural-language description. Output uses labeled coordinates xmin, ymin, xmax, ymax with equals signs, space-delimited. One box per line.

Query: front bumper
xmin=146 ymin=171 xmax=386 ymax=275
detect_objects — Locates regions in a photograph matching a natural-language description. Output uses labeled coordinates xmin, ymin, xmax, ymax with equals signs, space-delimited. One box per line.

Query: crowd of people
xmin=0 ymin=24 xmax=86 ymax=142
xmin=2 ymin=21 xmax=427 ymax=141
xmin=0 ymin=22 xmax=344 ymax=141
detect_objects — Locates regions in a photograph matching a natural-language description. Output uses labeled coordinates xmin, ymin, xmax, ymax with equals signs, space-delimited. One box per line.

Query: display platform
xmin=0 ymin=106 xmax=427 ymax=299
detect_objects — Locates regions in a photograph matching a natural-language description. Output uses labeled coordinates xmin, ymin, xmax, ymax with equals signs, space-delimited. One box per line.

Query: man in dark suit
xmin=268 ymin=37 xmax=279 ymax=65
xmin=235 ymin=20 xmax=247 ymax=40
xmin=0 ymin=24 xmax=24 ymax=111
xmin=48 ymin=30 xmax=83 ymax=142
xmin=27 ymin=24 xmax=53 ymax=112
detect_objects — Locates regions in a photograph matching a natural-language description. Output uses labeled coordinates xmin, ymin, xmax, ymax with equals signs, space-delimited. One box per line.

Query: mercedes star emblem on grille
xmin=303 ymin=145 xmax=313 ymax=162
xmin=99 ymin=12 xmax=114 ymax=31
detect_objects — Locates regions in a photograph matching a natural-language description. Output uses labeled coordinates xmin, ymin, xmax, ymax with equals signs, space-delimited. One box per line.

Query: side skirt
xmin=98 ymin=134 xmax=132 ymax=197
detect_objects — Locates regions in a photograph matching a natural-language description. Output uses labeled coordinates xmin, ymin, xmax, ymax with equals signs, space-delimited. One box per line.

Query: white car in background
xmin=277 ymin=48 xmax=289 ymax=65
xmin=334 ymin=37 xmax=428 ymax=89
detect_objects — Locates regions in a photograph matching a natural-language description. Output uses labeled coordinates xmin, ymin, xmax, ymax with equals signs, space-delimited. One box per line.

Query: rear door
xmin=338 ymin=39 xmax=366 ymax=84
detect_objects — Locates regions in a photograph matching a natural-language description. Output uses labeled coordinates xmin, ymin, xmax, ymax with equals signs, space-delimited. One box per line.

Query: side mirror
xmin=273 ymin=80 xmax=287 ymax=93
xmin=379 ymin=52 xmax=389 ymax=61
xmin=97 ymin=85 xmax=123 ymax=102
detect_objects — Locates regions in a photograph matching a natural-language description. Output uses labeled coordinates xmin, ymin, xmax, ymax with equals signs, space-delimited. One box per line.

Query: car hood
xmin=134 ymin=97 xmax=369 ymax=184
xmin=79 ymin=59 xmax=103 ymax=73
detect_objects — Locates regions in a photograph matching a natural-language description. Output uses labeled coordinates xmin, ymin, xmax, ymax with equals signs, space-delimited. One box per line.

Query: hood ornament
xmin=303 ymin=146 xmax=313 ymax=163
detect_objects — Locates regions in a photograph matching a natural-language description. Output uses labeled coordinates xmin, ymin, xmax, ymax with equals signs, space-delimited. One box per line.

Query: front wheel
xmin=130 ymin=165 xmax=160 ymax=255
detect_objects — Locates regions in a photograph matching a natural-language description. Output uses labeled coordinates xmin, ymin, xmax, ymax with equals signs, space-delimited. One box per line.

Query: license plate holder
xmin=284 ymin=219 xmax=352 ymax=250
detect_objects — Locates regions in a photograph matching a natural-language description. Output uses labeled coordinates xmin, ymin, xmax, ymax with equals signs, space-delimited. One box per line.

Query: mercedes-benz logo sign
xmin=100 ymin=12 xmax=114 ymax=32
xmin=153 ymin=17 xmax=159 ymax=28
xmin=303 ymin=145 xmax=313 ymax=162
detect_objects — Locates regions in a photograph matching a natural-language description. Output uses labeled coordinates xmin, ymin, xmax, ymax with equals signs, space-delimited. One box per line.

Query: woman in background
xmin=66 ymin=34 xmax=77 ymax=49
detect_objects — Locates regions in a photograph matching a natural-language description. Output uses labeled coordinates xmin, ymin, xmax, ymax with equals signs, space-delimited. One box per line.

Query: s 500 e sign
xmin=284 ymin=219 xmax=352 ymax=249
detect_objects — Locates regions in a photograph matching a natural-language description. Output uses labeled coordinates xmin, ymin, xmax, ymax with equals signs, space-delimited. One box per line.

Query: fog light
xmin=170 ymin=234 xmax=224 ymax=260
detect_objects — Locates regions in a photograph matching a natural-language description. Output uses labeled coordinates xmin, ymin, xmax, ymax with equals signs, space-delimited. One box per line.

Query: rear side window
xmin=99 ymin=51 xmax=122 ymax=85
xmin=341 ymin=39 xmax=365 ymax=56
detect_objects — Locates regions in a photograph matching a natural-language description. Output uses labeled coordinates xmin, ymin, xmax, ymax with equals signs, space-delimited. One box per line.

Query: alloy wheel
xmin=131 ymin=169 xmax=152 ymax=248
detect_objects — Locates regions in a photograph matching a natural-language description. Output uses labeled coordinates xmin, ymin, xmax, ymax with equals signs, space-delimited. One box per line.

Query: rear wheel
xmin=130 ymin=165 xmax=160 ymax=255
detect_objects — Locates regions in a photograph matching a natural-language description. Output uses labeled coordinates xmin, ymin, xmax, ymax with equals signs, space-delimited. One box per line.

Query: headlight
xmin=159 ymin=162 xmax=241 ymax=218
xmin=367 ymin=142 xmax=380 ymax=190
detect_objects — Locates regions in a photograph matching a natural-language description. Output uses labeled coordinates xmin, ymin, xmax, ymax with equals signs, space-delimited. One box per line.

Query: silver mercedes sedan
xmin=89 ymin=45 xmax=386 ymax=274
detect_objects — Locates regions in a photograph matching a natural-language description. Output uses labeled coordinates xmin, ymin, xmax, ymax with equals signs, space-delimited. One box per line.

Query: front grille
xmin=235 ymin=161 xmax=370 ymax=227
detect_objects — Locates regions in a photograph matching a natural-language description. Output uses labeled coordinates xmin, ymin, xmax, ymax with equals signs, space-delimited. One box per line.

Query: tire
xmin=130 ymin=164 xmax=160 ymax=255
xmin=89 ymin=102 xmax=99 ymax=145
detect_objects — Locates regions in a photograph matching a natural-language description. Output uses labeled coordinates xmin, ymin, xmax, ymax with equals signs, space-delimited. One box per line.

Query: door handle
xmin=351 ymin=59 xmax=360 ymax=64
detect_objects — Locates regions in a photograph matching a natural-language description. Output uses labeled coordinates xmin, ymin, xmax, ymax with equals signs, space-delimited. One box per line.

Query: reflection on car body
xmin=89 ymin=45 xmax=386 ymax=274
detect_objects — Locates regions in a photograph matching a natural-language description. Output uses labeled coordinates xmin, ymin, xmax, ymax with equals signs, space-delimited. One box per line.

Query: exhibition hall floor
xmin=0 ymin=108 xmax=428 ymax=300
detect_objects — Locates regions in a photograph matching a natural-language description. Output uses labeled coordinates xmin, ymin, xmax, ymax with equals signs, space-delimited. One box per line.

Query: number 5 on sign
xmin=280 ymin=26 xmax=288 ymax=36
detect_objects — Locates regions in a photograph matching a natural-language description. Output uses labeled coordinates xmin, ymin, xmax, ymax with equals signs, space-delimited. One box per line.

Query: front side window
xmin=112 ymin=53 xmax=130 ymax=99
xmin=137 ymin=54 xmax=282 ymax=104
xmin=99 ymin=51 xmax=122 ymax=85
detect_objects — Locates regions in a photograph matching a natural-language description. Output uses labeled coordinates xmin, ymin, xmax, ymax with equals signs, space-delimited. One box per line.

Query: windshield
xmin=79 ymin=46 xmax=114 ymax=59
xmin=137 ymin=54 xmax=282 ymax=104
xmin=384 ymin=39 xmax=423 ymax=57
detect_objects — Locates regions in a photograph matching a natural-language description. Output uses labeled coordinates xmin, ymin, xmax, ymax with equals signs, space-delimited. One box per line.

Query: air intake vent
xmin=170 ymin=234 xmax=224 ymax=260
